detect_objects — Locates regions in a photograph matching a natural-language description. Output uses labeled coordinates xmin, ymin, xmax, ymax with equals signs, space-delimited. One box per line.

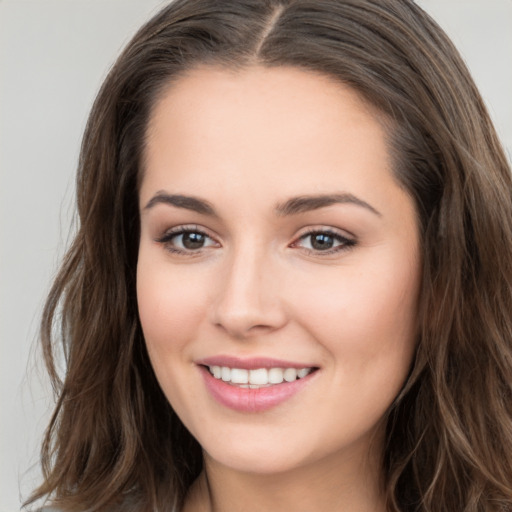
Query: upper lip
xmin=196 ymin=355 xmax=318 ymax=370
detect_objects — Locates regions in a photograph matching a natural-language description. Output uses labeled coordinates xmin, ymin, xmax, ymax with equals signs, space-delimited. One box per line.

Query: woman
xmin=27 ymin=0 xmax=512 ymax=511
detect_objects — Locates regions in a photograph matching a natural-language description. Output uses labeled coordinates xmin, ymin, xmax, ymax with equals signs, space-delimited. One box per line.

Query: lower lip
xmin=199 ymin=366 xmax=316 ymax=413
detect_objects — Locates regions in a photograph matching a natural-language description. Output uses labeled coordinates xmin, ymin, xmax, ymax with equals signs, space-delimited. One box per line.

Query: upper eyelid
xmin=293 ymin=230 xmax=354 ymax=246
xmin=294 ymin=225 xmax=356 ymax=241
xmin=158 ymin=225 xmax=351 ymax=235
xmin=156 ymin=224 xmax=216 ymax=240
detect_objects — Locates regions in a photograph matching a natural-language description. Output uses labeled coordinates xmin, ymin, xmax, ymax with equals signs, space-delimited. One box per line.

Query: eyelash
xmin=155 ymin=226 xmax=217 ymax=256
xmin=155 ymin=226 xmax=356 ymax=256
xmin=292 ymin=228 xmax=356 ymax=255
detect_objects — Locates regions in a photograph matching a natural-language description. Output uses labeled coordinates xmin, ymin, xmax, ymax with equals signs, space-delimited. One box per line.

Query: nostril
xmin=213 ymin=320 xmax=278 ymax=340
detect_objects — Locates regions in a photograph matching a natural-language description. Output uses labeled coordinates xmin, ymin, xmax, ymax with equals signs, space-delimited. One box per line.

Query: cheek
xmin=291 ymin=252 xmax=420 ymax=369
xmin=136 ymin=254 xmax=213 ymax=415
xmin=136 ymin=254 xmax=208 ymax=356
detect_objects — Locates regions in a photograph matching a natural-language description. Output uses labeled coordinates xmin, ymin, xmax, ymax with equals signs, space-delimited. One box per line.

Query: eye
xmin=292 ymin=229 xmax=356 ymax=255
xmin=156 ymin=227 xmax=219 ymax=254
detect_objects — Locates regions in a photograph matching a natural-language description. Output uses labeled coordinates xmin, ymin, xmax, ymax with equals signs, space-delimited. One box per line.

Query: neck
xmin=183 ymin=446 xmax=387 ymax=512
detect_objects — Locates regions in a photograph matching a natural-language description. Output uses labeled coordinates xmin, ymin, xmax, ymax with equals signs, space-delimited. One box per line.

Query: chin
xmin=199 ymin=432 xmax=306 ymax=475
xmin=206 ymin=449 xmax=307 ymax=476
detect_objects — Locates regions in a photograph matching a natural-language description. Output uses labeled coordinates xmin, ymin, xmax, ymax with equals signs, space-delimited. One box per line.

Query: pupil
xmin=311 ymin=233 xmax=334 ymax=250
xmin=183 ymin=232 xmax=205 ymax=249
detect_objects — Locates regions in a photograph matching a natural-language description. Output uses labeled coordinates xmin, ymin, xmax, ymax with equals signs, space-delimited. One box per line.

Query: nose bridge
xmin=211 ymin=238 xmax=285 ymax=337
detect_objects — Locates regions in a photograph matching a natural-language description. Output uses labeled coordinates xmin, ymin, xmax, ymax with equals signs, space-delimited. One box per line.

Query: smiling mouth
xmin=204 ymin=365 xmax=317 ymax=388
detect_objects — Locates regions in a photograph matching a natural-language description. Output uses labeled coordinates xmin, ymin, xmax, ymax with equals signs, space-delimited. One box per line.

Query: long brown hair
xmin=28 ymin=1 xmax=512 ymax=511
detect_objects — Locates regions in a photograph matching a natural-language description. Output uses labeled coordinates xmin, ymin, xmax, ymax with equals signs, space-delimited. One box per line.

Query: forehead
xmin=145 ymin=64 xmax=384 ymax=150
xmin=141 ymin=65 xmax=396 ymax=211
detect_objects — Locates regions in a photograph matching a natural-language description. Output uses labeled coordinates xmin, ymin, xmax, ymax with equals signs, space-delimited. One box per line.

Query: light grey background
xmin=1 ymin=1 xmax=511 ymax=511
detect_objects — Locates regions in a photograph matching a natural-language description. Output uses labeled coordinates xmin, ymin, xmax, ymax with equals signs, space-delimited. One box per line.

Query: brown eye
xmin=294 ymin=230 xmax=356 ymax=255
xmin=310 ymin=233 xmax=335 ymax=250
xmin=181 ymin=232 xmax=206 ymax=249
xmin=157 ymin=228 xmax=218 ymax=254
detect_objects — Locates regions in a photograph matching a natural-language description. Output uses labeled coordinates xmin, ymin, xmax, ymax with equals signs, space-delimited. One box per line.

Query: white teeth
xmin=283 ymin=368 xmax=297 ymax=382
xmin=249 ymin=368 xmax=268 ymax=385
xmin=297 ymin=368 xmax=309 ymax=379
xmin=268 ymin=368 xmax=284 ymax=384
xmin=221 ymin=367 xmax=231 ymax=382
xmin=208 ymin=365 xmax=313 ymax=386
xmin=230 ymin=368 xmax=249 ymax=384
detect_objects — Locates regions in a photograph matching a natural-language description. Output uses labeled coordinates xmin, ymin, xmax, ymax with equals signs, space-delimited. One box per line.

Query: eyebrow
xmin=144 ymin=191 xmax=217 ymax=216
xmin=143 ymin=191 xmax=381 ymax=217
xmin=275 ymin=193 xmax=381 ymax=217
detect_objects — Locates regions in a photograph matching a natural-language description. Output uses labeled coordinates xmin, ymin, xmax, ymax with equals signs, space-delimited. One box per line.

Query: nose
xmin=210 ymin=245 xmax=288 ymax=339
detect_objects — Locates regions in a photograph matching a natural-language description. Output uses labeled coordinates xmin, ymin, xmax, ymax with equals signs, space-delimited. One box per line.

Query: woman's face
xmin=137 ymin=66 xmax=421 ymax=476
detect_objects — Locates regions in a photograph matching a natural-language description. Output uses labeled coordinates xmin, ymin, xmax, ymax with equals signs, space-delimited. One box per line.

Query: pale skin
xmin=137 ymin=65 xmax=422 ymax=512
